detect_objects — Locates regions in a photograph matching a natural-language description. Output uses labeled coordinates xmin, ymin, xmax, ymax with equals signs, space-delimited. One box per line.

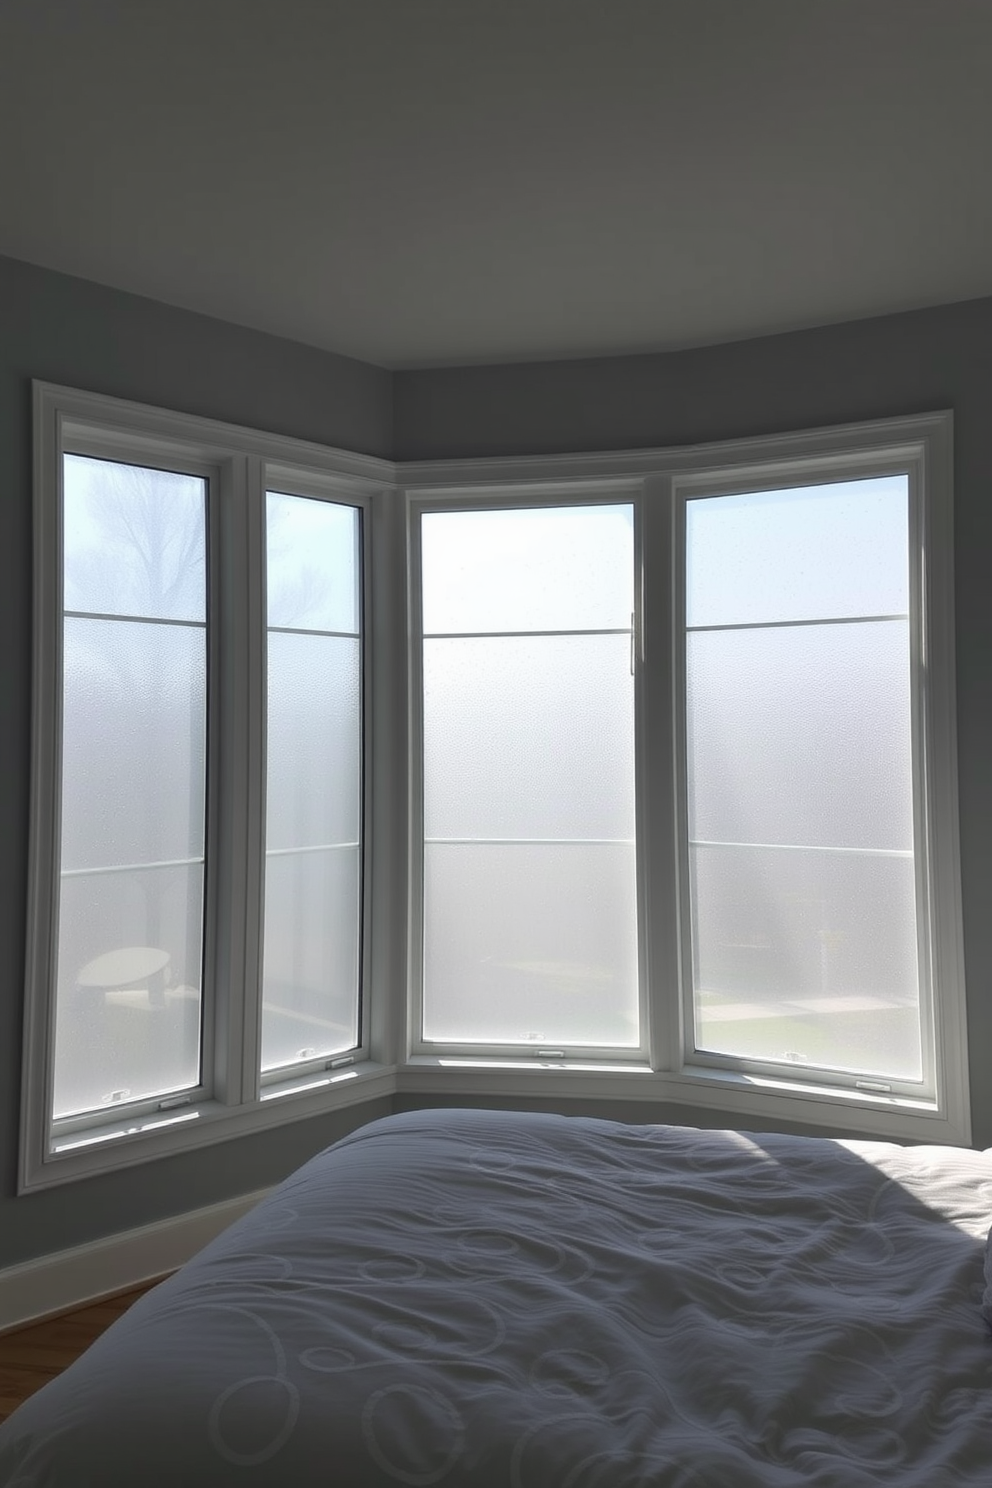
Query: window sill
xmin=21 ymin=1049 xmax=971 ymax=1194
xmin=397 ymin=1057 xmax=969 ymax=1145
xmin=20 ymin=1062 xmax=398 ymax=1193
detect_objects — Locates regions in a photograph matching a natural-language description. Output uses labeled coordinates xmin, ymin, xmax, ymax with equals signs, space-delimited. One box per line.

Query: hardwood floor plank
xmin=0 ymin=1280 xmax=164 ymax=1424
xmin=1 ymin=1340 xmax=98 ymax=1369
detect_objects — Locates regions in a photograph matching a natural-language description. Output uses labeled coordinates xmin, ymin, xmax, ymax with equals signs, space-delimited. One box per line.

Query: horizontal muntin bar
xmin=64 ymin=843 xmax=361 ymax=879
xmin=64 ymin=610 xmax=205 ymax=628
xmin=265 ymin=841 xmax=359 ymax=856
xmin=686 ymin=612 xmax=908 ymax=635
xmin=691 ymin=838 xmax=912 ymax=858
xmin=423 ymin=627 xmax=632 ymax=641
xmin=425 ymin=837 xmax=634 ymax=846
xmin=267 ymin=625 xmax=360 ymax=640
xmin=62 ymin=854 xmax=204 ymax=879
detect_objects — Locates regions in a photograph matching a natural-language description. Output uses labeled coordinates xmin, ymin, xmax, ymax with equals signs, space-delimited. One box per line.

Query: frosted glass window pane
xmin=261 ymin=846 xmax=360 ymax=1071
xmin=262 ymin=492 xmax=363 ymax=1071
xmin=686 ymin=621 xmax=913 ymax=852
xmin=420 ymin=502 xmax=638 ymax=1048
xmin=423 ymin=844 xmax=638 ymax=1046
xmin=686 ymin=476 xmax=909 ymax=628
xmin=53 ymin=864 xmax=203 ymax=1119
xmin=422 ymin=505 xmax=634 ymax=634
xmin=61 ymin=619 xmax=206 ymax=872
xmin=424 ymin=634 xmax=634 ymax=841
xmin=266 ymin=633 xmax=361 ymax=851
xmin=690 ymin=844 xmax=921 ymax=1081
xmin=267 ymin=493 xmax=360 ymax=633
xmin=63 ymin=455 xmax=206 ymax=622
xmin=54 ymin=457 xmax=207 ymax=1123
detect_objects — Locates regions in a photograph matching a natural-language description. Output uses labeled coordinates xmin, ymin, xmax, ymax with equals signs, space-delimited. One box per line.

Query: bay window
xmin=22 ymin=388 xmax=968 ymax=1190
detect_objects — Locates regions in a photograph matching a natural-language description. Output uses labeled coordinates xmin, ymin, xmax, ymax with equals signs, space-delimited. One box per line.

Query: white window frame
xmin=23 ymin=391 xmax=970 ymax=1191
xmin=397 ymin=411 xmax=970 ymax=1145
xmin=671 ymin=449 xmax=934 ymax=1100
xmin=407 ymin=482 xmax=650 ymax=1068
xmin=21 ymin=384 xmax=397 ymax=1192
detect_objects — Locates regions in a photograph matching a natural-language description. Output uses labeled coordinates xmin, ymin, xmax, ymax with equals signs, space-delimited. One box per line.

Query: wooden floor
xmin=0 ymin=1283 xmax=159 ymax=1424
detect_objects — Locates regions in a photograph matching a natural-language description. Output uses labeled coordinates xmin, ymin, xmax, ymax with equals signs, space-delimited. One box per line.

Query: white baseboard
xmin=0 ymin=1187 xmax=271 ymax=1334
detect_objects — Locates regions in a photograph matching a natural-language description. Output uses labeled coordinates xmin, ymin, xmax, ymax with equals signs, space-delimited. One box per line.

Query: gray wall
xmin=0 ymin=255 xmax=393 ymax=1270
xmin=2 ymin=254 xmax=990 ymax=1274
xmin=394 ymin=296 xmax=992 ymax=1151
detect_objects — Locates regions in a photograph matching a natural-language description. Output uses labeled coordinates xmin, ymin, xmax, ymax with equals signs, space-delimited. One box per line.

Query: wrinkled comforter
xmin=1 ymin=1107 xmax=991 ymax=1485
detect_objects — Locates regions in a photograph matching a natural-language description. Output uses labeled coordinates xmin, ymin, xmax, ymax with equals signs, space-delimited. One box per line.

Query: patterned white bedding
xmin=1 ymin=1108 xmax=991 ymax=1485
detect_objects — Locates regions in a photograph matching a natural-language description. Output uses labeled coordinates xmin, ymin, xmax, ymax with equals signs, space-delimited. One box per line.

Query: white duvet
xmin=1 ymin=1108 xmax=990 ymax=1485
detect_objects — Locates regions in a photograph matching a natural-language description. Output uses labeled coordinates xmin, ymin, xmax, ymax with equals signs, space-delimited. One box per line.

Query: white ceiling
xmin=1 ymin=0 xmax=990 ymax=370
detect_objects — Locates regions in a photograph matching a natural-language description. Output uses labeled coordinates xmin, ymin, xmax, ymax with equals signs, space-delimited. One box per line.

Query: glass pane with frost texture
xmin=262 ymin=495 xmax=363 ymax=1070
xmin=684 ymin=477 xmax=921 ymax=1081
xmin=267 ymin=492 xmax=360 ymax=633
xmin=691 ymin=844 xmax=921 ymax=1080
xmin=61 ymin=620 xmax=206 ymax=872
xmin=53 ymin=864 xmax=204 ymax=1118
xmin=424 ymin=634 xmax=634 ymax=841
xmin=422 ymin=504 xmax=634 ymax=634
xmin=54 ymin=458 xmax=207 ymax=1121
xmin=686 ymin=476 xmax=908 ymax=628
xmin=266 ymin=633 xmax=361 ymax=852
xmin=424 ymin=843 xmax=638 ymax=1046
xmin=63 ymin=454 xmax=206 ymax=622
xmin=421 ymin=503 xmax=638 ymax=1047
xmin=261 ymin=846 xmax=360 ymax=1070
xmin=686 ymin=620 xmax=913 ymax=852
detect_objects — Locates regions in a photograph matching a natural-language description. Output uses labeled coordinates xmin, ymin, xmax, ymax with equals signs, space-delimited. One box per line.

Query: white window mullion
xmin=906 ymin=451 xmax=937 ymax=1102
xmin=639 ymin=473 xmax=683 ymax=1073
xmin=406 ymin=494 xmax=428 ymax=1062
xmin=365 ymin=489 xmax=408 ymax=1070
xmin=206 ymin=453 xmax=266 ymax=1106
xmin=673 ymin=469 xmax=705 ymax=1084
xmin=914 ymin=418 xmax=970 ymax=1140
xmin=242 ymin=457 xmax=267 ymax=1099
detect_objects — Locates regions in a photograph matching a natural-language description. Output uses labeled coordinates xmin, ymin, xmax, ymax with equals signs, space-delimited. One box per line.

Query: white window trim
xmin=22 ymin=390 xmax=969 ymax=1194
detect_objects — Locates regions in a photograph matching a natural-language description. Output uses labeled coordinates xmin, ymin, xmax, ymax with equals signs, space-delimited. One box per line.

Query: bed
xmin=1 ymin=1107 xmax=990 ymax=1485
